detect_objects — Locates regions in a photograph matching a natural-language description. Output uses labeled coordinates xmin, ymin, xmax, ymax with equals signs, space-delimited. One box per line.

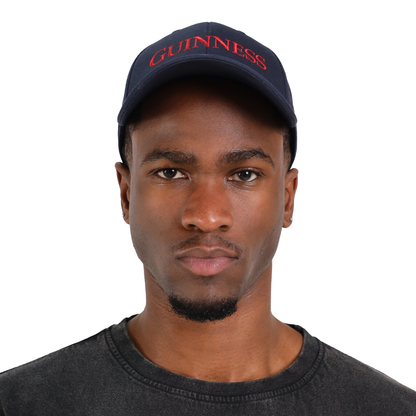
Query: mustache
xmin=170 ymin=235 xmax=243 ymax=256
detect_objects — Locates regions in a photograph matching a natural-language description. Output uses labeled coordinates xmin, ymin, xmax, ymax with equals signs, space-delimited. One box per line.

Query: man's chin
xmin=168 ymin=294 xmax=238 ymax=323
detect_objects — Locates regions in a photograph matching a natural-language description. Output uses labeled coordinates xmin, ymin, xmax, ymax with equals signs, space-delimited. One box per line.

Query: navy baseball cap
xmin=117 ymin=22 xmax=297 ymax=167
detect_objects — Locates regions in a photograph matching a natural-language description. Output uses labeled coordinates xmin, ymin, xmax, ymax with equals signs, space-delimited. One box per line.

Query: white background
xmin=1 ymin=0 xmax=415 ymax=391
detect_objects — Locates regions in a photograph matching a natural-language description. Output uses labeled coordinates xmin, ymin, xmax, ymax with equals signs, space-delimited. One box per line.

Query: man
xmin=1 ymin=22 xmax=415 ymax=415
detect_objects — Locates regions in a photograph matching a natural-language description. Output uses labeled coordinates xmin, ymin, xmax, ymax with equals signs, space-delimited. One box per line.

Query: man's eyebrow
xmin=140 ymin=149 xmax=197 ymax=166
xmin=218 ymin=148 xmax=275 ymax=169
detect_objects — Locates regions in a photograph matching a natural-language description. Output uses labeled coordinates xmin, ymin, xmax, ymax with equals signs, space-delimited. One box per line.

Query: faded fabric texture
xmin=1 ymin=317 xmax=415 ymax=415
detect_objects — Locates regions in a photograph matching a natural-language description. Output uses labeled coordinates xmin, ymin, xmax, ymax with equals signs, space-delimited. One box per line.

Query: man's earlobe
xmin=115 ymin=162 xmax=131 ymax=224
xmin=283 ymin=168 xmax=298 ymax=228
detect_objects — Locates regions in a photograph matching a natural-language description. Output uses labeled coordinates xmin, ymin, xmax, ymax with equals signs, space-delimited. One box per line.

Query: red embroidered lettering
xmin=213 ymin=36 xmax=230 ymax=50
xmin=193 ymin=36 xmax=211 ymax=48
xmin=184 ymin=38 xmax=192 ymax=51
xmin=245 ymin=48 xmax=256 ymax=64
xmin=149 ymin=48 xmax=167 ymax=66
xmin=168 ymin=41 xmax=183 ymax=57
xmin=256 ymin=55 xmax=267 ymax=70
xmin=232 ymin=42 xmax=245 ymax=57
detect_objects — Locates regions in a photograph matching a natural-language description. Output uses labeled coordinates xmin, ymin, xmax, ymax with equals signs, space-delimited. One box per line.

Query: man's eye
xmin=156 ymin=168 xmax=186 ymax=179
xmin=230 ymin=170 xmax=258 ymax=182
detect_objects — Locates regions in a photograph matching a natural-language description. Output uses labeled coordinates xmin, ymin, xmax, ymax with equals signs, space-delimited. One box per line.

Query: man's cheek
xmin=237 ymin=194 xmax=278 ymax=232
xmin=137 ymin=202 xmax=177 ymax=239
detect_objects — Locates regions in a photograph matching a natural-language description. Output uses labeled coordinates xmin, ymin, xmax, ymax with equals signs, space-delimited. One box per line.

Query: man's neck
xmin=127 ymin=269 xmax=303 ymax=382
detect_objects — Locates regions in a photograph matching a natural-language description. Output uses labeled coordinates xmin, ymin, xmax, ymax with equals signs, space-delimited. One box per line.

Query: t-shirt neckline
xmin=105 ymin=316 xmax=324 ymax=403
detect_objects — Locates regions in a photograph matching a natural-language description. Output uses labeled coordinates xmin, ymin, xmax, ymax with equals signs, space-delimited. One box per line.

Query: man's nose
xmin=181 ymin=181 xmax=234 ymax=232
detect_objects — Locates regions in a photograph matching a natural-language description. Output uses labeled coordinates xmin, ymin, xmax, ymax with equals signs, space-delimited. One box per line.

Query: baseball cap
xmin=117 ymin=22 xmax=297 ymax=167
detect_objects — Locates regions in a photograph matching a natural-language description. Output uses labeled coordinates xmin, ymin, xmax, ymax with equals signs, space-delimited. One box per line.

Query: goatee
xmin=168 ymin=295 xmax=238 ymax=323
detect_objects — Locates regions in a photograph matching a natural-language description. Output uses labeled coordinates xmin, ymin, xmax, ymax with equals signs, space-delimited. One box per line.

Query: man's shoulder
xmin=323 ymin=340 xmax=412 ymax=388
xmin=317 ymin=338 xmax=416 ymax=412
xmin=0 ymin=323 xmax=127 ymax=416
xmin=0 ymin=326 xmax=109 ymax=395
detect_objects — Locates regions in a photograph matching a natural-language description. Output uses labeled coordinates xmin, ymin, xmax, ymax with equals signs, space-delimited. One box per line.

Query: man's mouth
xmin=175 ymin=247 xmax=238 ymax=276
xmin=178 ymin=256 xmax=236 ymax=276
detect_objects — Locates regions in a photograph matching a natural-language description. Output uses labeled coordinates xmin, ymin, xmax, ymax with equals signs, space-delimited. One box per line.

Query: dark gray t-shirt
xmin=1 ymin=317 xmax=415 ymax=415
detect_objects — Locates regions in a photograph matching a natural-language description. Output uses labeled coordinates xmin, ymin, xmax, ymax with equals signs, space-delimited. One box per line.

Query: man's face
xmin=118 ymin=77 xmax=297 ymax=321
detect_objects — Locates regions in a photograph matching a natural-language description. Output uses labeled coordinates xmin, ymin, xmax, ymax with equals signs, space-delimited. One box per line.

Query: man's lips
xmin=178 ymin=257 xmax=236 ymax=276
xmin=175 ymin=247 xmax=238 ymax=276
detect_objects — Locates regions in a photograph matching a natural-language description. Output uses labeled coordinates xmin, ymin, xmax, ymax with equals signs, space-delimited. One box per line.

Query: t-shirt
xmin=1 ymin=317 xmax=415 ymax=415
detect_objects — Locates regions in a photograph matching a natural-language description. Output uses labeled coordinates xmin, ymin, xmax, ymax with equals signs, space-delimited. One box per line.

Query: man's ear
xmin=283 ymin=168 xmax=298 ymax=228
xmin=115 ymin=162 xmax=131 ymax=224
